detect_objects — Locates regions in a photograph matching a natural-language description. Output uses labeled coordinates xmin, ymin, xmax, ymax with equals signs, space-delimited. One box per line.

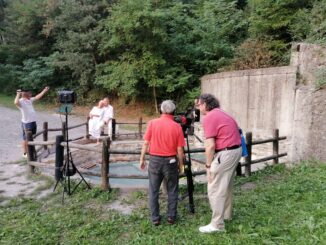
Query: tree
xmin=247 ymin=0 xmax=315 ymax=65
xmin=96 ymin=0 xmax=246 ymax=111
xmin=44 ymin=0 xmax=112 ymax=103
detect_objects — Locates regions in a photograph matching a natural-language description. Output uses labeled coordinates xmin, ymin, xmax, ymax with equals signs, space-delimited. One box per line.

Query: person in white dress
xmin=102 ymin=97 xmax=114 ymax=139
xmin=88 ymin=100 xmax=105 ymax=144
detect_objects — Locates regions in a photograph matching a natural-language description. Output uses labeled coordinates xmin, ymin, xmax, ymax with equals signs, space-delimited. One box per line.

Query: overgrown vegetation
xmin=1 ymin=161 xmax=325 ymax=244
xmin=1 ymin=0 xmax=326 ymax=111
xmin=314 ymin=67 xmax=326 ymax=89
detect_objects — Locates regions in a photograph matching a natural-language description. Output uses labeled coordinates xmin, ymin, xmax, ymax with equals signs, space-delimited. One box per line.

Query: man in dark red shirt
xmin=139 ymin=100 xmax=185 ymax=226
xmin=196 ymin=93 xmax=242 ymax=233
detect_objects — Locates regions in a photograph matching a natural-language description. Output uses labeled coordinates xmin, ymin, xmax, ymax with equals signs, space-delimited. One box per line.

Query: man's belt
xmin=215 ymin=145 xmax=241 ymax=153
xmin=150 ymin=154 xmax=176 ymax=158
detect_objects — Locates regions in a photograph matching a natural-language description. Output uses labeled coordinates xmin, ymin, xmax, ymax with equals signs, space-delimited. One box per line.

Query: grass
xmin=0 ymin=161 xmax=326 ymax=244
xmin=0 ymin=93 xmax=54 ymax=111
xmin=0 ymin=93 xmax=16 ymax=109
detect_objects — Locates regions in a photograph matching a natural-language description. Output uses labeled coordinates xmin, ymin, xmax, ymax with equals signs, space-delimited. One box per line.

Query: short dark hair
xmin=199 ymin=93 xmax=220 ymax=111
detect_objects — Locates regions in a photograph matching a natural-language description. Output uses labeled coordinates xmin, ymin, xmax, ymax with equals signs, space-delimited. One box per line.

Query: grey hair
xmin=160 ymin=100 xmax=176 ymax=114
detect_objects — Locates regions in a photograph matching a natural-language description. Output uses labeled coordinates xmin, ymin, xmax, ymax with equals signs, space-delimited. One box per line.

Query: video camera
xmin=174 ymin=106 xmax=200 ymax=136
xmin=58 ymin=90 xmax=76 ymax=104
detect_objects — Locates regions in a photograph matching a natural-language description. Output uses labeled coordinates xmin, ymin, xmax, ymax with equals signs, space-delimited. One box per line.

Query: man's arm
xmin=205 ymin=138 xmax=216 ymax=168
xmin=205 ymin=138 xmax=216 ymax=183
xmin=177 ymin=146 xmax=184 ymax=173
xmin=34 ymin=86 xmax=49 ymax=101
xmin=139 ymin=140 xmax=149 ymax=170
xmin=14 ymin=91 xmax=21 ymax=107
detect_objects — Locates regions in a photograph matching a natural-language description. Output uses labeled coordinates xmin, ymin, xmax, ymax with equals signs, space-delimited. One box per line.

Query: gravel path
xmin=0 ymin=105 xmax=86 ymax=163
xmin=0 ymin=105 xmax=87 ymax=201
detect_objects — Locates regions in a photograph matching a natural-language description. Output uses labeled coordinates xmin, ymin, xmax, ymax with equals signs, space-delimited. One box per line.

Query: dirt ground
xmin=0 ymin=104 xmax=155 ymax=205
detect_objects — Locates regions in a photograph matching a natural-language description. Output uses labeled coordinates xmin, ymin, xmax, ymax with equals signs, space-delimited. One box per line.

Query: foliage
xmin=244 ymin=0 xmax=316 ymax=66
xmin=43 ymin=0 xmax=111 ymax=102
xmin=0 ymin=63 xmax=22 ymax=94
xmin=307 ymin=0 xmax=326 ymax=43
xmin=0 ymin=162 xmax=325 ymax=244
xmin=0 ymin=0 xmax=326 ymax=106
xmin=314 ymin=67 xmax=326 ymax=89
xmin=96 ymin=0 xmax=246 ymax=109
xmin=20 ymin=58 xmax=55 ymax=91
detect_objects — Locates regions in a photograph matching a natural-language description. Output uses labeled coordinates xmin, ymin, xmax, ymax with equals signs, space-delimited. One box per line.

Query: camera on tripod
xmin=54 ymin=89 xmax=90 ymax=201
xmin=174 ymin=106 xmax=200 ymax=136
xmin=58 ymin=90 xmax=76 ymax=104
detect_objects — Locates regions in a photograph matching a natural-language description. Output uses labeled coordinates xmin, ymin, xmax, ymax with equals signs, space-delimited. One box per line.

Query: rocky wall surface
xmin=201 ymin=66 xmax=297 ymax=138
xmin=200 ymin=43 xmax=326 ymax=163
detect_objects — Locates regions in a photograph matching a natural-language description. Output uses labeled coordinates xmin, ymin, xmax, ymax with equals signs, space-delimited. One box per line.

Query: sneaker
xmin=22 ymin=153 xmax=27 ymax=158
xmin=199 ymin=224 xmax=225 ymax=233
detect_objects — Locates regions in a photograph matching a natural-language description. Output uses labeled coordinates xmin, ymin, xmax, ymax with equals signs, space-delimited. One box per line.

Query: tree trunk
xmin=153 ymin=86 xmax=158 ymax=114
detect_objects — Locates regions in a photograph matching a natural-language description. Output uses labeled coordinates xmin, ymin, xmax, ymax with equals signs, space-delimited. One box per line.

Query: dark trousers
xmin=148 ymin=155 xmax=179 ymax=221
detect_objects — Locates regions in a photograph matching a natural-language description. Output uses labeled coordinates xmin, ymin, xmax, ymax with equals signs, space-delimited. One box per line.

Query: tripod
xmin=179 ymin=128 xmax=195 ymax=213
xmin=53 ymin=104 xmax=91 ymax=203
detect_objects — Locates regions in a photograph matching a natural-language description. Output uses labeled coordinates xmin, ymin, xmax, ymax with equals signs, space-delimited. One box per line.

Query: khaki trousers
xmin=207 ymin=147 xmax=242 ymax=229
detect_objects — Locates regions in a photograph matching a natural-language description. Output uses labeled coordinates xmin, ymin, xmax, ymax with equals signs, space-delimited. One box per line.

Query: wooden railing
xmin=111 ymin=117 xmax=145 ymax=140
xmin=238 ymin=129 xmax=287 ymax=177
xmin=27 ymin=124 xmax=287 ymax=190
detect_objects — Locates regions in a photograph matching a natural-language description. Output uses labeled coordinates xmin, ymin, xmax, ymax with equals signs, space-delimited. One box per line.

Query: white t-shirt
xmin=18 ymin=97 xmax=37 ymax=123
xmin=103 ymin=105 xmax=114 ymax=122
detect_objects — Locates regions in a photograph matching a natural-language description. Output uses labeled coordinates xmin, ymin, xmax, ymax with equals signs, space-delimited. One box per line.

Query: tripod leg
xmin=62 ymin=182 xmax=65 ymax=204
xmin=53 ymin=178 xmax=61 ymax=192
xmin=75 ymin=167 xmax=91 ymax=189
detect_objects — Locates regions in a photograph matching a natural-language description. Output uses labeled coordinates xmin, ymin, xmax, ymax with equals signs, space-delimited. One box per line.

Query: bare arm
xmin=205 ymin=138 xmax=216 ymax=167
xmin=14 ymin=91 xmax=21 ymax=107
xmin=177 ymin=146 xmax=184 ymax=172
xmin=205 ymin=138 xmax=216 ymax=183
xmin=34 ymin=86 xmax=49 ymax=101
xmin=139 ymin=140 xmax=149 ymax=170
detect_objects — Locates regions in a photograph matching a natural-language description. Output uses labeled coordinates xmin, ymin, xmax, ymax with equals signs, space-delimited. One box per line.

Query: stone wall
xmin=289 ymin=43 xmax=326 ymax=162
xmin=200 ymin=43 xmax=326 ymax=162
xmin=201 ymin=66 xmax=297 ymax=138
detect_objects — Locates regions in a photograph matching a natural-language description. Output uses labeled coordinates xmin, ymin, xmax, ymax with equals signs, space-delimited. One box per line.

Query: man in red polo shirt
xmin=139 ymin=100 xmax=185 ymax=226
xmin=196 ymin=93 xmax=242 ymax=233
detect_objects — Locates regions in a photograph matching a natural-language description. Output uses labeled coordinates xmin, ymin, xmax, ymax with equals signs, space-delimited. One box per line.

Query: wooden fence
xmin=238 ymin=129 xmax=287 ymax=177
xmin=111 ymin=117 xmax=145 ymax=140
xmin=27 ymin=123 xmax=287 ymax=190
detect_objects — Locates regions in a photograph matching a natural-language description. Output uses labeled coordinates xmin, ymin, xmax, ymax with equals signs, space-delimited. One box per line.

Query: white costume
xmin=103 ymin=105 xmax=114 ymax=139
xmin=88 ymin=106 xmax=105 ymax=139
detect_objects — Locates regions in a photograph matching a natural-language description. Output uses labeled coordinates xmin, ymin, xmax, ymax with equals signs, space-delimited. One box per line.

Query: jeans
xmin=148 ymin=155 xmax=179 ymax=221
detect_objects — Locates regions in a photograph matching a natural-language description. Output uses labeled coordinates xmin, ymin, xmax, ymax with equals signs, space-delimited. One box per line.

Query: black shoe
xmin=167 ymin=217 xmax=175 ymax=225
xmin=153 ymin=219 xmax=161 ymax=226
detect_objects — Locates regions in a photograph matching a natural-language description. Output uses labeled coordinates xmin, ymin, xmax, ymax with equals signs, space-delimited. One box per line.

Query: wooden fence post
xmin=112 ymin=119 xmax=116 ymax=141
xmin=244 ymin=132 xmax=252 ymax=177
xmin=27 ymin=131 xmax=36 ymax=174
xmin=138 ymin=117 xmax=143 ymax=139
xmin=101 ymin=137 xmax=111 ymax=190
xmin=236 ymin=162 xmax=242 ymax=176
xmin=86 ymin=117 xmax=90 ymax=139
xmin=273 ymin=129 xmax=279 ymax=164
xmin=43 ymin=122 xmax=48 ymax=150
